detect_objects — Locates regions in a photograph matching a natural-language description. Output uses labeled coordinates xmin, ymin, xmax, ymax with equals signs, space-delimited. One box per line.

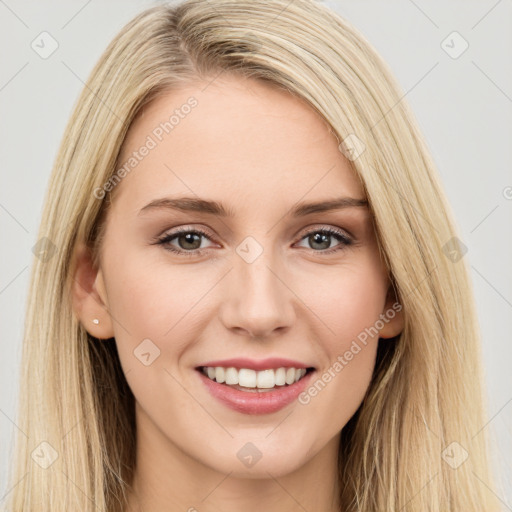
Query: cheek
xmin=105 ymin=240 xmax=388 ymax=361
xmin=294 ymin=254 xmax=388 ymax=407
xmin=102 ymin=245 xmax=220 ymax=362
xmin=105 ymin=241 xmax=188 ymax=324
xmin=295 ymin=255 xmax=388 ymax=342
xmin=102 ymin=250 xmax=212 ymax=411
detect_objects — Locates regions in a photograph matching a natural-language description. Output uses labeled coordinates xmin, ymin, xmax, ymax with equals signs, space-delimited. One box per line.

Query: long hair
xmin=3 ymin=0 xmax=501 ymax=510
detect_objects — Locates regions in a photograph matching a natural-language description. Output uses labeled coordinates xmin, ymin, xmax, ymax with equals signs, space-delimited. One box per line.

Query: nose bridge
xmin=221 ymin=235 xmax=295 ymax=336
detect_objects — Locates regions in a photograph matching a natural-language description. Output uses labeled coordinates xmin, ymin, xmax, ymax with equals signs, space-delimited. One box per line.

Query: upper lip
xmin=196 ymin=357 xmax=315 ymax=371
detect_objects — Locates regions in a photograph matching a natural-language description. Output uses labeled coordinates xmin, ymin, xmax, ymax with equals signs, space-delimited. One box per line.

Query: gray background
xmin=1 ymin=0 xmax=511 ymax=507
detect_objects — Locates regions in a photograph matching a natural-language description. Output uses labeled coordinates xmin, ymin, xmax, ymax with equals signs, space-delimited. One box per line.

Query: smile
xmin=200 ymin=366 xmax=312 ymax=391
xmin=195 ymin=365 xmax=316 ymax=415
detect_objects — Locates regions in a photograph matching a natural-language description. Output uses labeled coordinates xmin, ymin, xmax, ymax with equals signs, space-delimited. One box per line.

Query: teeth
xmin=275 ymin=367 xmax=286 ymax=386
xmin=286 ymin=367 xmax=296 ymax=385
xmin=257 ymin=369 xmax=274 ymax=388
xmin=225 ymin=367 xmax=239 ymax=385
xmin=215 ymin=367 xmax=225 ymax=383
xmin=202 ymin=366 xmax=308 ymax=389
xmin=239 ymin=368 xmax=257 ymax=387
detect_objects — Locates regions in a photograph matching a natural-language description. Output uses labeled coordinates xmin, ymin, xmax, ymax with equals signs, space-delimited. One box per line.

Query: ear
xmin=378 ymin=284 xmax=404 ymax=339
xmin=71 ymin=242 xmax=115 ymax=340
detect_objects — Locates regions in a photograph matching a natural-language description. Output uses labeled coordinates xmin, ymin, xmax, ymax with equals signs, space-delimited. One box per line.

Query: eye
xmin=154 ymin=227 xmax=216 ymax=257
xmin=153 ymin=225 xmax=353 ymax=257
xmin=295 ymin=227 xmax=353 ymax=254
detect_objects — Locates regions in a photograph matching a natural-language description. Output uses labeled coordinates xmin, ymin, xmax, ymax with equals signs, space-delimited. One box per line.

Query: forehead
xmin=113 ymin=75 xmax=364 ymax=213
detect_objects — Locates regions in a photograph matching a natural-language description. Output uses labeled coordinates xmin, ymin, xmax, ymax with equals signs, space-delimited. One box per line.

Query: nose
xmin=219 ymin=247 xmax=296 ymax=339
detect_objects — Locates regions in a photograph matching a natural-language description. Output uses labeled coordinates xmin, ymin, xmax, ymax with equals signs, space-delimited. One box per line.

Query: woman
xmin=4 ymin=0 xmax=501 ymax=510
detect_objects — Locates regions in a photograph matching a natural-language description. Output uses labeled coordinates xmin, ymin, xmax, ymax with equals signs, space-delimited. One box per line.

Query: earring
xmin=92 ymin=318 xmax=100 ymax=325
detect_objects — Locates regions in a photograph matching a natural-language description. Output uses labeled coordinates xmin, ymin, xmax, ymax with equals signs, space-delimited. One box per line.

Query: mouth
xmin=196 ymin=365 xmax=316 ymax=393
xmin=195 ymin=364 xmax=317 ymax=415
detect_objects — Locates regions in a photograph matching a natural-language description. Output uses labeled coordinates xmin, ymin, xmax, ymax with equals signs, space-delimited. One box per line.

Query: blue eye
xmin=154 ymin=226 xmax=352 ymax=257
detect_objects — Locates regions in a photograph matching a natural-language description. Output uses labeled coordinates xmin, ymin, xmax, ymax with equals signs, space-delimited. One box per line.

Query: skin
xmin=72 ymin=75 xmax=403 ymax=512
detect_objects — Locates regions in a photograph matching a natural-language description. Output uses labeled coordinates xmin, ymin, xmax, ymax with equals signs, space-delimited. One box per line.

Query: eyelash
xmin=153 ymin=225 xmax=353 ymax=258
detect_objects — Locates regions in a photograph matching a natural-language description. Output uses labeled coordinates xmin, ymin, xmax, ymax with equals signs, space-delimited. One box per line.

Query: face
xmin=73 ymin=75 xmax=403 ymax=479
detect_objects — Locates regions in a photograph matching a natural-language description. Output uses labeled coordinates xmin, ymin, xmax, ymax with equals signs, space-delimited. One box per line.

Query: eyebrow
xmin=138 ymin=196 xmax=369 ymax=217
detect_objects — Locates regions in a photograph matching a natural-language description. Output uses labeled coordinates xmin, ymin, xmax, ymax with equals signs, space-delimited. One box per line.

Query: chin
xmin=196 ymin=436 xmax=314 ymax=479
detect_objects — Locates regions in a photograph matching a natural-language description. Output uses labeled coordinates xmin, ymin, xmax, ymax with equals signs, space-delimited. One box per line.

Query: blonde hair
xmin=3 ymin=0 xmax=502 ymax=510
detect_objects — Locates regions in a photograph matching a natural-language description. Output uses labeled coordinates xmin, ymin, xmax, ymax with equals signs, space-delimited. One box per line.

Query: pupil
xmin=311 ymin=233 xmax=330 ymax=250
xmin=180 ymin=233 xmax=200 ymax=249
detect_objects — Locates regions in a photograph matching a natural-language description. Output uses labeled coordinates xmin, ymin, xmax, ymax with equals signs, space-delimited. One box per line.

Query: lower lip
xmin=196 ymin=369 xmax=315 ymax=415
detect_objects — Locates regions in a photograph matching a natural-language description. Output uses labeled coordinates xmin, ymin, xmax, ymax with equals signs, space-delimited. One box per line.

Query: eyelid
xmin=295 ymin=223 xmax=353 ymax=241
xmin=154 ymin=224 xmax=352 ymax=244
xmin=154 ymin=225 xmax=219 ymax=247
